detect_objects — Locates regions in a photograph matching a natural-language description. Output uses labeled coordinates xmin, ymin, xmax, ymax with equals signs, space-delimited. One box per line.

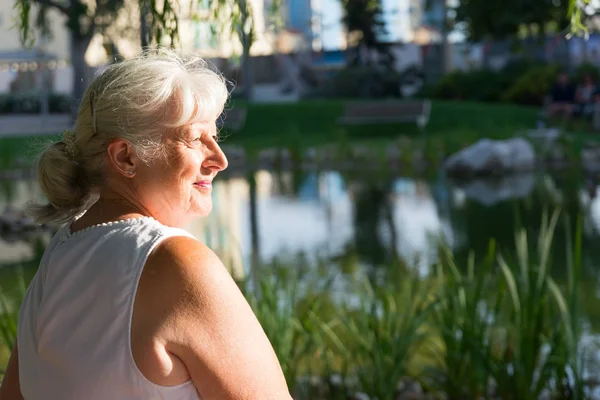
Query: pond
xmin=2 ymin=165 xmax=600 ymax=396
xmin=3 ymin=166 xmax=600 ymax=309
xmin=3 ymin=167 xmax=600 ymax=294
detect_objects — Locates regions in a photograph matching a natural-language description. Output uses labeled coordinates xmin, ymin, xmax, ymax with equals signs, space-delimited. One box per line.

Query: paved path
xmin=252 ymin=83 xmax=299 ymax=103
xmin=0 ymin=114 xmax=73 ymax=137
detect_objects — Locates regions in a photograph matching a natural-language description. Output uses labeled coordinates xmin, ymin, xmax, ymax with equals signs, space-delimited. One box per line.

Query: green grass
xmin=224 ymin=100 xmax=544 ymax=152
xmin=0 ymin=134 xmax=61 ymax=169
xmin=2 ymin=100 xmax=600 ymax=171
xmin=0 ymin=101 xmax=544 ymax=161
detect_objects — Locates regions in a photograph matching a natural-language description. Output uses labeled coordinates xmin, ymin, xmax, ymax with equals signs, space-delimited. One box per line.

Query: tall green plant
xmin=240 ymin=264 xmax=329 ymax=397
xmin=491 ymin=210 xmax=584 ymax=399
xmin=0 ymin=265 xmax=28 ymax=374
xmin=334 ymin=277 xmax=434 ymax=400
xmin=429 ymin=242 xmax=500 ymax=399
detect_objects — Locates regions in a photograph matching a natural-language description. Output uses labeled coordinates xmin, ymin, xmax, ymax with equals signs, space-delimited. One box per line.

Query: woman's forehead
xmin=188 ymin=119 xmax=216 ymax=132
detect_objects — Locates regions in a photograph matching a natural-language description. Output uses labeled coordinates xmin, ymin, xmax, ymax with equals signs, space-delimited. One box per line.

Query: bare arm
xmin=0 ymin=342 xmax=24 ymax=400
xmin=141 ymin=236 xmax=292 ymax=399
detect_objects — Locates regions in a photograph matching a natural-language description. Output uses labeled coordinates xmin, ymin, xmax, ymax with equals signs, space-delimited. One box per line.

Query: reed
xmin=426 ymin=241 xmax=500 ymax=399
xmin=490 ymin=210 xmax=584 ymax=399
xmin=331 ymin=276 xmax=434 ymax=400
xmin=0 ymin=214 xmax=594 ymax=398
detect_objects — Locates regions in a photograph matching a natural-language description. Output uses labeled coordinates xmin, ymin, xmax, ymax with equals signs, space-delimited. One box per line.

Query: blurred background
xmin=2 ymin=0 xmax=600 ymax=398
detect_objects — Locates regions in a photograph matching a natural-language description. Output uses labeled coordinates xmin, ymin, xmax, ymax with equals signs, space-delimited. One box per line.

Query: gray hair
xmin=27 ymin=49 xmax=230 ymax=225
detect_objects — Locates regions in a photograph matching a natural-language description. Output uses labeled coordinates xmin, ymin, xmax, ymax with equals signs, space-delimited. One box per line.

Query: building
xmin=0 ymin=1 xmax=72 ymax=93
xmin=0 ymin=0 xmax=288 ymax=95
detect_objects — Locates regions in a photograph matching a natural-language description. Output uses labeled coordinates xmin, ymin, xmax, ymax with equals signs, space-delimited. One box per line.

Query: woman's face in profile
xmin=134 ymin=117 xmax=228 ymax=227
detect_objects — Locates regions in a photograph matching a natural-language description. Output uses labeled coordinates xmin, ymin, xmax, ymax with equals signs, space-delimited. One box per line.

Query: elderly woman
xmin=0 ymin=51 xmax=291 ymax=399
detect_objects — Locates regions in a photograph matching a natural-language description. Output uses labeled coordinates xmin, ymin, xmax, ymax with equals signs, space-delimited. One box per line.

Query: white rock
xmin=458 ymin=173 xmax=535 ymax=206
xmin=444 ymin=138 xmax=536 ymax=176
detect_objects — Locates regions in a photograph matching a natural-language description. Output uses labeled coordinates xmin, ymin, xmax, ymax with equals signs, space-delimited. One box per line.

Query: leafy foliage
xmin=501 ymin=64 xmax=560 ymax=105
xmin=425 ymin=62 xmax=561 ymax=106
xmin=140 ymin=0 xmax=180 ymax=47
xmin=452 ymin=0 xmax=570 ymax=41
xmin=318 ymin=66 xmax=403 ymax=99
xmin=14 ymin=0 xmax=128 ymax=42
xmin=340 ymin=0 xmax=394 ymax=68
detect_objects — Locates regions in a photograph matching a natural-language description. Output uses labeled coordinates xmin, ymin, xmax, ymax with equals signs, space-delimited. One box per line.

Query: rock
xmin=444 ymin=138 xmax=536 ymax=178
xmin=396 ymin=378 xmax=424 ymax=400
xmin=526 ymin=128 xmax=569 ymax=165
xmin=455 ymin=173 xmax=536 ymax=207
xmin=582 ymin=142 xmax=600 ymax=172
xmin=526 ymin=127 xmax=561 ymax=151
xmin=386 ymin=146 xmax=401 ymax=163
xmin=0 ymin=206 xmax=39 ymax=234
xmin=304 ymin=147 xmax=318 ymax=164
xmin=350 ymin=145 xmax=376 ymax=161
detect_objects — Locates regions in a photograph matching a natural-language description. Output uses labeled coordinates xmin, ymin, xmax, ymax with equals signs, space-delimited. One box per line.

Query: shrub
xmin=426 ymin=61 xmax=554 ymax=105
xmin=428 ymin=68 xmax=523 ymax=102
xmin=574 ymin=61 xmax=600 ymax=83
xmin=501 ymin=64 xmax=559 ymax=106
xmin=319 ymin=66 xmax=403 ymax=98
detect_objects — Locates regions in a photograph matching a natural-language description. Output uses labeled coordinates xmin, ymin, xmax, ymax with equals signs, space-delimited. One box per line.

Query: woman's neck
xmin=70 ymin=195 xmax=149 ymax=233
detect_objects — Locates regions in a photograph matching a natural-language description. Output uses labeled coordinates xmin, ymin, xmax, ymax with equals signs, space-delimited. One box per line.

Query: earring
xmin=126 ymin=170 xmax=135 ymax=176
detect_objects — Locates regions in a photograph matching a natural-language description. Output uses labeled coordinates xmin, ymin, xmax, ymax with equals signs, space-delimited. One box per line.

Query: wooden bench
xmin=337 ymin=100 xmax=432 ymax=130
xmin=218 ymin=107 xmax=247 ymax=131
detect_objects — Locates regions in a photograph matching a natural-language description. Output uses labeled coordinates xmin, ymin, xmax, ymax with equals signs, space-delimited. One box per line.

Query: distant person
xmin=575 ymin=74 xmax=598 ymax=121
xmin=548 ymin=71 xmax=576 ymax=123
xmin=575 ymin=74 xmax=598 ymax=127
xmin=0 ymin=50 xmax=292 ymax=400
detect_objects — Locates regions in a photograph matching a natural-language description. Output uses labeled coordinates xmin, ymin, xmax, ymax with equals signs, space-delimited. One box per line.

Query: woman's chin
xmin=191 ymin=202 xmax=212 ymax=218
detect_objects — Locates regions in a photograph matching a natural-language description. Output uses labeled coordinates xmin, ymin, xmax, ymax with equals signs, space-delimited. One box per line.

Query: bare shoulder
xmin=145 ymin=235 xmax=226 ymax=289
xmin=139 ymin=236 xmax=292 ymax=399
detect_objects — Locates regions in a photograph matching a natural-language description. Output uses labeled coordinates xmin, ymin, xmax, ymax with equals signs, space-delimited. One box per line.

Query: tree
xmin=205 ymin=0 xmax=282 ymax=101
xmin=14 ymin=0 xmax=180 ymax=116
xmin=451 ymin=0 xmax=569 ymax=41
xmin=206 ymin=0 xmax=255 ymax=100
xmin=568 ymin=0 xmax=600 ymax=36
xmin=340 ymin=0 xmax=393 ymax=67
xmin=15 ymin=0 xmax=280 ymax=106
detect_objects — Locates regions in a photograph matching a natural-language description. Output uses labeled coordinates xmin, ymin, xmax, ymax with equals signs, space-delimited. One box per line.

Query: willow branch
xmin=33 ymin=0 xmax=70 ymax=16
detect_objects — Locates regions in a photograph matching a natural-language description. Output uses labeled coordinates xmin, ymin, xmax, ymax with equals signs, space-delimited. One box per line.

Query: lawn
xmin=1 ymin=100 xmax=597 ymax=168
xmin=224 ymin=100 xmax=543 ymax=152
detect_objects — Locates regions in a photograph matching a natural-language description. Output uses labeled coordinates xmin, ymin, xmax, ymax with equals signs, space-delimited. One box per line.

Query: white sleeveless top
xmin=17 ymin=216 xmax=201 ymax=400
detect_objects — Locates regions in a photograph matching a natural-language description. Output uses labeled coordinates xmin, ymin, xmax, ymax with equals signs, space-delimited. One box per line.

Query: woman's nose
xmin=203 ymin=143 xmax=228 ymax=171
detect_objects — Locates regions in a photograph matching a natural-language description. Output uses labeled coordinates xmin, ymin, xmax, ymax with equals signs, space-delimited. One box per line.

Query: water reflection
xmin=0 ymin=179 xmax=49 ymax=266
xmin=2 ymin=170 xmax=600 ymax=305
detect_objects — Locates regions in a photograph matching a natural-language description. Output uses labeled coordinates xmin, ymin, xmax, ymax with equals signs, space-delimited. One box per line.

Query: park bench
xmin=337 ymin=99 xmax=432 ymax=131
xmin=218 ymin=107 xmax=247 ymax=131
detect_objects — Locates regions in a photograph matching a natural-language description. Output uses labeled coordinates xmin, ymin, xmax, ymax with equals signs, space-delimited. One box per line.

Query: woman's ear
xmin=106 ymin=139 xmax=137 ymax=177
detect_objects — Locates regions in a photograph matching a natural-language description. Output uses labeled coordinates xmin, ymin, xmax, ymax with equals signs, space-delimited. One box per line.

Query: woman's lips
xmin=194 ymin=180 xmax=212 ymax=189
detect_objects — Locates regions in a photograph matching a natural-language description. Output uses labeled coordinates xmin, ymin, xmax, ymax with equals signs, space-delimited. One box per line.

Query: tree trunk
xmin=238 ymin=0 xmax=254 ymax=101
xmin=440 ymin=0 xmax=449 ymax=74
xmin=242 ymin=36 xmax=253 ymax=102
xmin=248 ymin=171 xmax=260 ymax=291
xmin=140 ymin=1 xmax=150 ymax=50
xmin=70 ymin=33 xmax=92 ymax=120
